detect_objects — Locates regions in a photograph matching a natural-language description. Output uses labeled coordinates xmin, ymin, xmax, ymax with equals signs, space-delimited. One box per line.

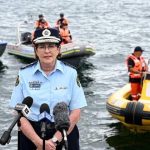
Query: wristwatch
xmin=51 ymin=136 xmax=59 ymax=145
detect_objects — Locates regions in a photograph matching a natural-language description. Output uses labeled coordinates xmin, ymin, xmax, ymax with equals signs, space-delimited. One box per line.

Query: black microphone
xmin=53 ymin=102 xmax=70 ymax=149
xmin=39 ymin=103 xmax=51 ymax=139
xmin=0 ymin=96 xmax=33 ymax=145
xmin=53 ymin=102 xmax=70 ymax=131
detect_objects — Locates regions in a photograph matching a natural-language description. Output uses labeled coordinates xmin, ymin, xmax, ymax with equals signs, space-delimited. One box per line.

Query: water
xmin=1 ymin=0 xmax=150 ymax=149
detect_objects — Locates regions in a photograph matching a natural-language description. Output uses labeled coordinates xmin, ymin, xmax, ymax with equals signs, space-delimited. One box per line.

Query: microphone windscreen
xmin=53 ymin=102 xmax=70 ymax=131
xmin=53 ymin=102 xmax=68 ymax=115
xmin=40 ymin=103 xmax=50 ymax=114
xmin=54 ymin=112 xmax=70 ymax=130
xmin=22 ymin=96 xmax=33 ymax=108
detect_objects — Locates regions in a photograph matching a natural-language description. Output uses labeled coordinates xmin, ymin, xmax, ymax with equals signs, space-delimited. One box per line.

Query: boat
xmin=106 ymin=72 xmax=150 ymax=132
xmin=0 ymin=40 xmax=7 ymax=57
xmin=6 ymin=21 xmax=95 ymax=66
xmin=7 ymin=42 xmax=95 ymax=60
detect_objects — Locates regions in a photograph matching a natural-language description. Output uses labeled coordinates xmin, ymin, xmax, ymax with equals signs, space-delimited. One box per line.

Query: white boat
xmin=7 ymin=21 xmax=95 ymax=65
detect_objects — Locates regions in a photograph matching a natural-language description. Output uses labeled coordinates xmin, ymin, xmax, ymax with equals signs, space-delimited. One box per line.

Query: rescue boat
xmin=106 ymin=72 xmax=150 ymax=132
xmin=6 ymin=21 xmax=95 ymax=62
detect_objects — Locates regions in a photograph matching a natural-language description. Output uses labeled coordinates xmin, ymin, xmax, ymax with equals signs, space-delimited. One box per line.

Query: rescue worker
xmin=9 ymin=28 xmax=87 ymax=150
xmin=34 ymin=14 xmax=50 ymax=29
xmin=126 ymin=46 xmax=148 ymax=101
xmin=55 ymin=13 xmax=69 ymax=28
xmin=59 ymin=23 xmax=72 ymax=44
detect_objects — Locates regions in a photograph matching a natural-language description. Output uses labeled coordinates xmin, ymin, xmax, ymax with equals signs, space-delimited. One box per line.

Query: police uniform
xmin=9 ymin=28 xmax=87 ymax=150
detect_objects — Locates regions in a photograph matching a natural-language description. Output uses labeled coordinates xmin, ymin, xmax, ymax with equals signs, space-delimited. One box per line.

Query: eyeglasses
xmin=37 ymin=44 xmax=57 ymax=51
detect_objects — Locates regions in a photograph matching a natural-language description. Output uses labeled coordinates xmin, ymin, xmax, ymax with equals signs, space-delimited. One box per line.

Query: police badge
xmin=15 ymin=75 xmax=19 ymax=86
xmin=76 ymin=76 xmax=81 ymax=87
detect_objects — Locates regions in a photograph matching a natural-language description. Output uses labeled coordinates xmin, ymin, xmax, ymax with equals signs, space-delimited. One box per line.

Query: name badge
xmin=29 ymin=81 xmax=42 ymax=90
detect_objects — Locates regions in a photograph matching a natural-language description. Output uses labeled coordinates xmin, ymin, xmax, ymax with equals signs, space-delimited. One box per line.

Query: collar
xmin=32 ymin=60 xmax=64 ymax=75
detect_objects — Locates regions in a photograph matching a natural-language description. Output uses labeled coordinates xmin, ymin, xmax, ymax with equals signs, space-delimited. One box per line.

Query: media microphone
xmin=15 ymin=96 xmax=33 ymax=117
xmin=39 ymin=103 xmax=51 ymax=139
xmin=0 ymin=96 xmax=33 ymax=145
xmin=53 ymin=102 xmax=70 ymax=131
xmin=39 ymin=103 xmax=51 ymax=122
xmin=53 ymin=102 xmax=70 ymax=149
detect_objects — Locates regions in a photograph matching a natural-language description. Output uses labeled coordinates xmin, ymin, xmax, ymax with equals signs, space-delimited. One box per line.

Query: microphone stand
xmin=62 ymin=129 xmax=68 ymax=150
xmin=41 ymin=122 xmax=46 ymax=150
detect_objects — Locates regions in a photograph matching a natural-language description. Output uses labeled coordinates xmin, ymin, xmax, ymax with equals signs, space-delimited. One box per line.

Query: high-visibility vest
xmin=127 ymin=54 xmax=146 ymax=78
xmin=59 ymin=28 xmax=71 ymax=42
xmin=34 ymin=20 xmax=50 ymax=29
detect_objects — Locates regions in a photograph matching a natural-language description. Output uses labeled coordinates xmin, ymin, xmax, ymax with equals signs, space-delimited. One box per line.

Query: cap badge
xmin=42 ymin=29 xmax=51 ymax=37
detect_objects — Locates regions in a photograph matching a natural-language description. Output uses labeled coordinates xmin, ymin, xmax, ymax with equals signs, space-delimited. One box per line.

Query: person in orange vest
xmin=126 ymin=46 xmax=148 ymax=101
xmin=59 ymin=23 xmax=72 ymax=44
xmin=34 ymin=14 xmax=50 ymax=29
xmin=55 ymin=13 xmax=69 ymax=28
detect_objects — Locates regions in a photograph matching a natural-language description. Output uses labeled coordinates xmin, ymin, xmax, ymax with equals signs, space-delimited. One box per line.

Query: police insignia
xmin=15 ymin=76 xmax=19 ymax=86
xmin=42 ymin=29 xmax=51 ymax=37
xmin=76 ymin=77 xmax=81 ymax=87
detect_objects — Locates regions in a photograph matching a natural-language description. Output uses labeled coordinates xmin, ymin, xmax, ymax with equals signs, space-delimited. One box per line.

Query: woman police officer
xmin=9 ymin=28 xmax=87 ymax=150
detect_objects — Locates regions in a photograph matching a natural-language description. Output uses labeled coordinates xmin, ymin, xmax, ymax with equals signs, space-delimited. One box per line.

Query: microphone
xmin=39 ymin=103 xmax=51 ymax=139
xmin=39 ymin=103 xmax=51 ymax=122
xmin=15 ymin=97 xmax=33 ymax=117
xmin=0 ymin=96 xmax=33 ymax=145
xmin=53 ymin=102 xmax=70 ymax=131
xmin=53 ymin=102 xmax=70 ymax=149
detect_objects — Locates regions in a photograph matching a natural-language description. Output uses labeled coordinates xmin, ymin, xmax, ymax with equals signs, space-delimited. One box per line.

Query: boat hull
xmin=107 ymin=77 xmax=150 ymax=133
xmin=7 ymin=42 xmax=94 ymax=68
xmin=7 ymin=42 xmax=95 ymax=59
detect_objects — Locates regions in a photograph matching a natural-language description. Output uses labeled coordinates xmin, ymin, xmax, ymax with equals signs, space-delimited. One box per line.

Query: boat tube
xmin=107 ymin=72 xmax=150 ymax=132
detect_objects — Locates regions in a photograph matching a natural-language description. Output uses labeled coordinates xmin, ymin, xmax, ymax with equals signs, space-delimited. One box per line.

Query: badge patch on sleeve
xmin=15 ymin=76 xmax=19 ymax=86
xmin=76 ymin=77 xmax=81 ymax=87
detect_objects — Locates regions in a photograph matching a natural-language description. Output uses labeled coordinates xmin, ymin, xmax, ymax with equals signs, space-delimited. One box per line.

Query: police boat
xmin=107 ymin=72 xmax=150 ymax=132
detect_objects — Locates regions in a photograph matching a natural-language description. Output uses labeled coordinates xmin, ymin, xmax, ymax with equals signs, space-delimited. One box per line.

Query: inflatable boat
xmin=7 ymin=22 xmax=95 ymax=61
xmin=7 ymin=41 xmax=95 ymax=60
xmin=107 ymin=72 xmax=150 ymax=132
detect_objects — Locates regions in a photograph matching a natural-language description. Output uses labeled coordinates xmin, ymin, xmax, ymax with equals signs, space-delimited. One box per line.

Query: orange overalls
xmin=127 ymin=55 xmax=147 ymax=100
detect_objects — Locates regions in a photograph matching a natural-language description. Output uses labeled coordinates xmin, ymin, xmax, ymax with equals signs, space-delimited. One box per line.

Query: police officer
xmin=126 ymin=46 xmax=148 ymax=101
xmin=10 ymin=28 xmax=87 ymax=150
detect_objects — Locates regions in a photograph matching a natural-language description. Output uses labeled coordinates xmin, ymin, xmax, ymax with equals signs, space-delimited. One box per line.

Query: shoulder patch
xmin=61 ymin=60 xmax=76 ymax=70
xmin=20 ymin=61 xmax=37 ymax=70
xmin=15 ymin=75 xmax=19 ymax=86
xmin=76 ymin=76 xmax=81 ymax=87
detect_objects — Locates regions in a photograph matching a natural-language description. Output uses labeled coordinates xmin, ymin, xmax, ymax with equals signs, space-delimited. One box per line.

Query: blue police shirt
xmin=9 ymin=60 xmax=87 ymax=122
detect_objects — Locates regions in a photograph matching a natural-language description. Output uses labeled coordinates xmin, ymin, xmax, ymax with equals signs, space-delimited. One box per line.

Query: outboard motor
xmin=21 ymin=32 xmax=32 ymax=44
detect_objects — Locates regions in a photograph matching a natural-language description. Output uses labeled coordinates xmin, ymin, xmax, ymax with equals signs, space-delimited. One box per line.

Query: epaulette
xmin=60 ymin=60 xmax=77 ymax=70
xmin=20 ymin=61 xmax=37 ymax=70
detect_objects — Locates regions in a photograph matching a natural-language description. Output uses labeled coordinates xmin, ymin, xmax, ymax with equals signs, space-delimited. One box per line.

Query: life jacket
xmin=34 ymin=20 xmax=50 ymax=29
xmin=127 ymin=54 xmax=147 ymax=78
xmin=59 ymin=28 xmax=71 ymax=44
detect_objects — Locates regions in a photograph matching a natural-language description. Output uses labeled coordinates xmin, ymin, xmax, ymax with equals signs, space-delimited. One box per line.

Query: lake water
xmin=1 ymin=0 xmax=150 ymax=149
